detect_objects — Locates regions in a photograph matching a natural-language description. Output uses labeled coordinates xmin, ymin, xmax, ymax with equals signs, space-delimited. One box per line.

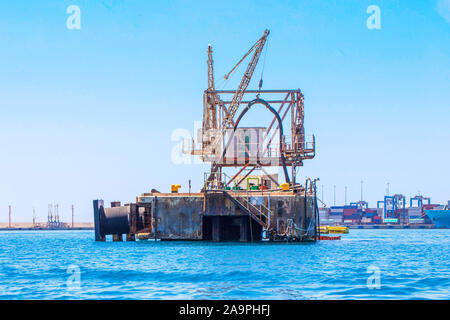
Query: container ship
xmin=425 ymin=202 xmax=450 ymax=228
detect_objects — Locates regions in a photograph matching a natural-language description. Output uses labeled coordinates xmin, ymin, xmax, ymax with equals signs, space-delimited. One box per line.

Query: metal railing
xmin=183 ymin=134 xmax=315 ymax=161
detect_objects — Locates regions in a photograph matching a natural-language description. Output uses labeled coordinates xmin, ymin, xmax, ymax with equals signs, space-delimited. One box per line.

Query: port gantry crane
xmin=186 ymin=29 xmax=315 ymax=191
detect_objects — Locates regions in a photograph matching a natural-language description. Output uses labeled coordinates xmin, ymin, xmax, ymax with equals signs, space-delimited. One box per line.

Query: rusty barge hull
xmin=93 ymin=190 xmax=317 ymax=242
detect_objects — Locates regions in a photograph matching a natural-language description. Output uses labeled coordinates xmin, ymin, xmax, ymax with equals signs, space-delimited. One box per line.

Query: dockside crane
xmin=202 ymin=30 xmax=270 ymax=187
xmin=201 ymin=29 xmax=269 ymax=156
xmin=186 ymin=29 xmax=315 ymax=191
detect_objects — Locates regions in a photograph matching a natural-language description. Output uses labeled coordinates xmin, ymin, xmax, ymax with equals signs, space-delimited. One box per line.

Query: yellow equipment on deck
xmin=171 ymin=184 xmax=181 ymax=193
xmin=280 ymin=183 xmax=290 ymax=191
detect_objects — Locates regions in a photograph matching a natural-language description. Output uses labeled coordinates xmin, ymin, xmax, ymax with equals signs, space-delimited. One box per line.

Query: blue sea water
xmin=0 ymin=229 xmax=449 ymax=299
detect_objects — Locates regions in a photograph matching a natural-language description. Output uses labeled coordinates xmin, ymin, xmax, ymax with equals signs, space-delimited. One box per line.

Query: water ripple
xmin=0 ymin=229 xmax=449 ymax=299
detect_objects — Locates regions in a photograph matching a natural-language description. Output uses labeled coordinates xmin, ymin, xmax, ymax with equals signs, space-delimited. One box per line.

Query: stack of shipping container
xmin=330 ymin=206 xmax=344 ymax=224
xmin=342 ymin=205 xmax=360 ymax=224
xmin=318 ymin=198 xmax=443 ymax=226
xmin=362 ymin=208 xmax=383 ymax=224
xmin=319 ymin=207 xmax=332 ymax=225
xmin=407 ymin=206 xmax=424 ymax=224
xmin=319 ymin=205 xmax=384 ymax=225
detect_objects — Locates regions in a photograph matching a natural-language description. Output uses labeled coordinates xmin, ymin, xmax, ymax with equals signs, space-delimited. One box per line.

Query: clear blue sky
xmin=0 ymin=0 xmax=449 ymax=223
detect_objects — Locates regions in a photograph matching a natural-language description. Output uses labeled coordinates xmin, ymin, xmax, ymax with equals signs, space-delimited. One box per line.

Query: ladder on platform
xmin=220 ymin=190 xmax=271 ymax=230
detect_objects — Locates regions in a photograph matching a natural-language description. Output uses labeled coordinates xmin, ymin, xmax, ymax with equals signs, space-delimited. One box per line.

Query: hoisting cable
xmin=257 ymin=38 xmax=269 ymax=97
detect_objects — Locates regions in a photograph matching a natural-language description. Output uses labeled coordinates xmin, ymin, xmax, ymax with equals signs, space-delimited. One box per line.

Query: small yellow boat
xmin=318 ymin=226 xmax=349 ymax=234
xmin=136 ymin=232 xmax=151 ymax=240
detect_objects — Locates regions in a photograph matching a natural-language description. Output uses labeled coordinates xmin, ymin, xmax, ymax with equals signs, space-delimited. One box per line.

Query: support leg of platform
xmin=112 ymin=234 xmax=123 ymax=242
xmin=240 ymin=216 xmax=248 ymax=242
xmin=212 ymin=216 xmax=221 ymax=242
xmin=93 ymin=199 xmax=105 ymax=241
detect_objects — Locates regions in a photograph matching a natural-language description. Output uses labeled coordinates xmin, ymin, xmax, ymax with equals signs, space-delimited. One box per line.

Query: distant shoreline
xmin=0 ymin=222 xmax=94 ymax=231
xmin=347 ymin=224 xmax=436 ymax=229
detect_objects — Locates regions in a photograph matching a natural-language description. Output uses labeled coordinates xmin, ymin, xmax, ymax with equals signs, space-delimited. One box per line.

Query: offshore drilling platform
xmin=93 ymin=30 xmax=321 ymax=242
